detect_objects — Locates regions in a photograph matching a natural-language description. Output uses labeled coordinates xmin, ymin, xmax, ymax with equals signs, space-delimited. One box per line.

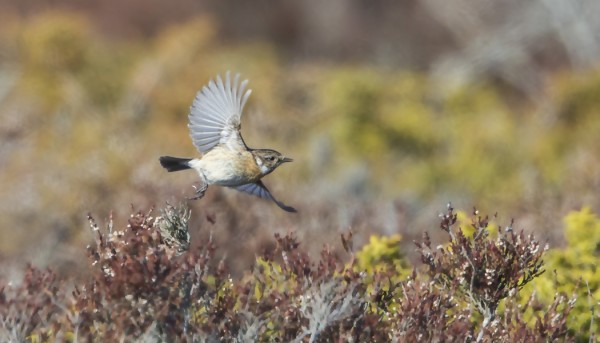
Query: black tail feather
xmin=159 ymin=156 xmax=192 ymax=172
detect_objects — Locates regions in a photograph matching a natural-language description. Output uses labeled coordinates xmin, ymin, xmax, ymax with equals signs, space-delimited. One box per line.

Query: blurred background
xmin=1 ymin=0 xmax=600 ymax=276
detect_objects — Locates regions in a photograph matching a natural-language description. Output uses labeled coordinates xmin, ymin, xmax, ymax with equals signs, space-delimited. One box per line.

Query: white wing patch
xmin=235 ymin=181 xmax=297 ymax=212
xmin=188 ymin=71 xmax=252 ymax=153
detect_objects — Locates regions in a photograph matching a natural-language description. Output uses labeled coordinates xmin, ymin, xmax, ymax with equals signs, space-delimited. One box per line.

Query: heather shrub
xmin=415 ymin=204 xmax=576 ymax=342
xmin=0 ymin=266 xmax=66 ymax=342
xmin=527 ymin=207 xmax=600 ymax=340
xmin=0 ymin=202 xmax=579 ymax=341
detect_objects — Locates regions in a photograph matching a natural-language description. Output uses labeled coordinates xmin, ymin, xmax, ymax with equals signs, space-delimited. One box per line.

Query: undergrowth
xmin=0 ymin=203 xmax=587 ymax=342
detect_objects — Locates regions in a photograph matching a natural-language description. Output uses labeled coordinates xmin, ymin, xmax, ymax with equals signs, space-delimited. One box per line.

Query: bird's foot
xmin=188 ymin=183 xmax=208 ymax=200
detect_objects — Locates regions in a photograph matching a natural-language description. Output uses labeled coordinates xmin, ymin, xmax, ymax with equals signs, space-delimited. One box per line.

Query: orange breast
xmin=235 ymin=153 xmax=263 ymax=182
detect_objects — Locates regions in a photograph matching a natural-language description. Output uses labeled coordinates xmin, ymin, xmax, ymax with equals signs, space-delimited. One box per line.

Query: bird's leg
xmin=189 ymin=181 xmax=208 ymax=200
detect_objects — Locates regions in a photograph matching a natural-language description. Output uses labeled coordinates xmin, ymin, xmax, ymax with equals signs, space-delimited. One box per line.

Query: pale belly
xmin=189 ymin=148 xmax=261 ymax=187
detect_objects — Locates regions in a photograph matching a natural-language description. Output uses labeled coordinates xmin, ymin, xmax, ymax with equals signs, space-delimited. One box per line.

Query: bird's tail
xmin=159 ymin=156 xmax=193 ymax=172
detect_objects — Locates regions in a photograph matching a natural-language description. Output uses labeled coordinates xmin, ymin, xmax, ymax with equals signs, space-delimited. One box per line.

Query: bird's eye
xmin=268 ymin=156 xmax=275 ymax=161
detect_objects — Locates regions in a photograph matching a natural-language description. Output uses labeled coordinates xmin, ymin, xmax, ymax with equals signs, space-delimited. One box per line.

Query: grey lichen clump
xmin=155 ymin=202 xmax=191 ymax=255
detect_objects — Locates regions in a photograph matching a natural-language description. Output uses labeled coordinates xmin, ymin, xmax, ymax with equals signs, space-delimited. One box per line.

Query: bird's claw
xmin=188 ymin=183 xmax=207 ymax=201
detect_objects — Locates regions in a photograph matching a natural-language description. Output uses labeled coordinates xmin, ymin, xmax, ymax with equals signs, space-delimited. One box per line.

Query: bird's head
xmin=252 ymin=149 xmax=293 ymax=176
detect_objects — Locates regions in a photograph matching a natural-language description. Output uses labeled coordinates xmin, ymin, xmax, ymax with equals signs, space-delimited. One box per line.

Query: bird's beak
xmin=281 ymin=157 xmax=293 ymax=163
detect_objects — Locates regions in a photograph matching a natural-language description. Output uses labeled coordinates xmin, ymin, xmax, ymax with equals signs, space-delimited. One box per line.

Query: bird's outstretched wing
xmin=188 ymin=71 xmax=252 ymax=153
xmin=235 ymin=181 xmax=297 ymax=213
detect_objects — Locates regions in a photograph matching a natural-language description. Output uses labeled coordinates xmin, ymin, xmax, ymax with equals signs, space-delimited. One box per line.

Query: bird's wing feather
xmin=188 ymin=71 xmax=252 ymax=153
xmin=234 ymin=181 xmax=297 ymax=212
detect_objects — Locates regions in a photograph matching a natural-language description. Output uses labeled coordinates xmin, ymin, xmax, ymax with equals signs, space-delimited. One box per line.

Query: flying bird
xmin=159 ymin=72 xmax=296 ymax=212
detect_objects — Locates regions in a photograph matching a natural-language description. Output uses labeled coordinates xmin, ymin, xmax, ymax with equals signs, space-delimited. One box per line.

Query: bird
xmin=159 ymin=71 xmax=296 ymax=213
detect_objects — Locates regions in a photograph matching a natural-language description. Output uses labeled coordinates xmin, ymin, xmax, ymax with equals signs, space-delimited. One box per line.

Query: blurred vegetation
xmin=0 ymin=6 xmax=599 ymax=292
xmin=354 ymin=234 xmax=411 ymax=281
